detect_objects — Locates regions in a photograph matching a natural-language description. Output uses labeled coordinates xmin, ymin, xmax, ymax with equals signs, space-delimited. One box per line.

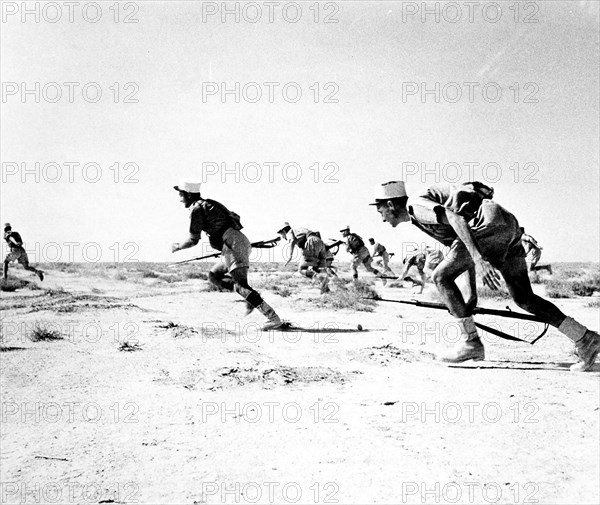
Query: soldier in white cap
xmin=368 ymin=238 xmax=396 ymax=278
xmin=340 ymin=226 xmax=383 ymax=282
xmin=521 ymin=229 xmax=552 ymax=274
xmin=172 ymin=180 xmax=282 ymax=330
xmin=277 ymin=223 xmax=330 ymax=293
xmin=3 ymin=223 xmax=44 ymax=281
xmin=399 ymin=246 xmax=445 ymax=294
xmin=370 ymin=180 xmax=599 ymax=371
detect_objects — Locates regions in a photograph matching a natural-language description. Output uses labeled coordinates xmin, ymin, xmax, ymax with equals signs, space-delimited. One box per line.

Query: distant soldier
xmin=368 ymin=238 xmax=396 ymax=277
xmin=521 ymin=230 xmax=552 ymax=274
xmin=340 ymin=226 xmax=383 ymax=281
xmin=399 ymin=247 xmax=445 ymax=294
xmin=370 ymin=180 xmax=599 ymax=371
xmin=3 ymin=223 xmax=44 ymax=281
xmin=277 ymin=223 xmax=330 ymax=293
xmin=172 ymin=180 xmax=282 ymax=330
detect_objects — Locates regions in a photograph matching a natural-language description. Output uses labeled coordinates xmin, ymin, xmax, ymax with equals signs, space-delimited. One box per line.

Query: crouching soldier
xmin=521 ymin=230 xmax=552 ymax=274
xmin=172 ymin=180 xmax=282 ymax=330
xmin=369 ymin=238 xmax=396 ymax=278
xmin=3 ymin=223 xmax=44 ymax=281
xmin=370 ymin=180 xmax=599 ymax=371
xmin=277 ymin=223 xmax=330 ymax=293
xmin=340 ymin=226 xmax=383 ymax=282
xmin=400 ymin=247 xmax=445 ymax=294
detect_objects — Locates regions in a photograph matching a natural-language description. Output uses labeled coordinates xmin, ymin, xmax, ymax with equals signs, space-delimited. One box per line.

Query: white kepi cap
xmin=173 ymin=179 xmax=201 ymax=193
xmin=369 ymin=181 xmax=407 ymax=205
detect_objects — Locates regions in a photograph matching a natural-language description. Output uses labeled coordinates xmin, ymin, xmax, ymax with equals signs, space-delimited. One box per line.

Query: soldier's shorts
xmin=221 ymin=228 xmax=251 ymax=273
xmin=354 ymin=246 xmax=371 ymax=264
xmin=526 ymin=248 xmax=542 ymax=266
xmin=460 ymin=200 xmax=526 ymax=269
xmin=303 ymin=235 xmax=326 ymax=261
xmin=5 ymin=248 xmax=28 ymax=264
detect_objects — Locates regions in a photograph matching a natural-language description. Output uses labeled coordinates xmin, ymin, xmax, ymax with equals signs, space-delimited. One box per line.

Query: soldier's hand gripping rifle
xmin=325 ymin=239 xmax=344 ymax=255
xmin=364 ymin=297 xmax=549 ymax=345
xmin=171 ymin=237 xmax=281 ymax=265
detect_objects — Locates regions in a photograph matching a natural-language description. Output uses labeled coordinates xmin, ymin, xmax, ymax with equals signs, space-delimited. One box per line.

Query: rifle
xmin=364 ymin=297 xmax=549 ymax=344
xmin=325 ymin=239 xmax=344 ymax=251
xmin=251 ymin=237 xmax=281 ymax=249
xmin=171 ymin=237 xmax=281 ymax=265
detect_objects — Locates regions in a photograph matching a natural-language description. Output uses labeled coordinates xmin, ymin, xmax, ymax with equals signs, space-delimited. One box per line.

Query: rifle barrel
xmin=369 ymin=297 xmax=545 ymax=323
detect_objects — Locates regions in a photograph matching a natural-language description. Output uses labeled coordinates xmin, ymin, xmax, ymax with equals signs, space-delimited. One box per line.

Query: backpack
xmin=463 ymin=181 xmax=494 ymax=199
xmin=228 ymin=210 xmax=243 ymax=231
xmin=347 ymin=233 xmax=364 ymax=252
xmin=202 ymin=199 xmax=243 ymax=231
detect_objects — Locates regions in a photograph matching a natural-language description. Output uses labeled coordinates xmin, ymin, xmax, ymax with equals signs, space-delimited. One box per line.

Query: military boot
xmin=571 ymin=330 xmax=600 ymax=372
xmin=438 ymin=316 xmax=485 ymax=363
xmin=257 ymin=302 xmax=283 ymax=331
xmin=557 ymin=317 xmax=599 ymax=372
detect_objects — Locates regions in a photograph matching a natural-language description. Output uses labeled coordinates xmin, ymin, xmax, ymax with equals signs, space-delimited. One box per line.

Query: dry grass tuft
xmin=1 ymin=277 xmax=38 ymax=292
xmin=310 ymin=280 xmax=379 ymax=312
xmin=28 ymin=322 xmax=63 ymax=342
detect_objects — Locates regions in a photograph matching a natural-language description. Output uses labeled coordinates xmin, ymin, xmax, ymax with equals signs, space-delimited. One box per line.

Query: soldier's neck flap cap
xmin=277 ymin=222 xmax=291 ymax=234
xmin=369 ymin=181 xmax=407 ymax=205
xmin=339 ymin=226 xmax=350 ymax=233
xmin=173 ymin=180 xmax=201 ymax=193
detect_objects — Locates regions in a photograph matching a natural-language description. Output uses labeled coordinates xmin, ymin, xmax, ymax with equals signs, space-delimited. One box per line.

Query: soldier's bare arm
xmin=172 ymin=233 xmax=200 ymax=253
xmin=444 ymin=209 xmax=502 ymax=291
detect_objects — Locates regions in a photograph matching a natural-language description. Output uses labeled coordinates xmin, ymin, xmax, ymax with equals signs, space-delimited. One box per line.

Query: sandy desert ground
xmin=1 ymin=262 xmax=599 ymax=505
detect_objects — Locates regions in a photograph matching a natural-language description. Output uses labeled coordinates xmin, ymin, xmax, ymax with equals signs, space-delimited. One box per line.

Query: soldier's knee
xmin=241 ymin=289 xmax=263 ymax=307
xmin=511 ymin=291 xmax=535 ymax=311
xmin=431 ymin=268 xmax=449 ymax=286
xmin=208 ymin=270 xmax=222 ymax=287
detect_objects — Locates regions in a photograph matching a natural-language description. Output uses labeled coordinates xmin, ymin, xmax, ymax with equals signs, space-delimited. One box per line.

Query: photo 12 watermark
xmin=400 ymin=161 xmax=540 ymax=184
xmin=0 ymin=481 xmax=140 ymax=504
xmin=0 ymin=320 xmax=141 ymax=345
xmin=1 ymin=401 xmax=139 ymax=424
xmin=401 ymin=82 xmax=539 ymax=104
xmin=200 ymin=400 xmax=339 ymax=424
xmin=1 ymin=241 xmax=140 ymax=263
xmin=399 ymin=320 xmax=548 ymax=346
xmin=398 ymin=400 xmax=540 ymax=424
xmin=400 ymin=481 xmax=540 ymax=504
xmin=199 ymin=481 xmax=340 ymax=504
xmin=400 ymin=1 xmax=540 ymax=24
xmin=1 ymin=82 xmax=139 ymax=104
xmin=200 ymin=1 xmax=340 ymax=24
xmin=201 ymin=82 xmax=339 ymax=104
xmin=2 ymin=161 xmax=140 ymax=184
xmin=198 ymin=320 xmax=342 ymax=344
xmin=1 ymin=1 xmax=140 ymax=24
xmin=200 ymin=161 xmax=340 ymax=184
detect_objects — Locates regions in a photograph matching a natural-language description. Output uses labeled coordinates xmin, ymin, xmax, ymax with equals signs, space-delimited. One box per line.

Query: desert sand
xmin=1 ymin=263 xmax=599 ymax=504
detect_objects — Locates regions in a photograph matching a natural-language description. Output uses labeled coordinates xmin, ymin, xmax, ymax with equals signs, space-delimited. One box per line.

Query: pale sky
xmin=1 ymin=1 xmax=598 ymax=263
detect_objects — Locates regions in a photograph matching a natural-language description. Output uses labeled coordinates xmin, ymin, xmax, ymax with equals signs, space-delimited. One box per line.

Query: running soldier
xmin=340 ymin=226 xmax=383 ymax=281
xmin=369 ymin=238 xmax=396 ymax=278
xmin=370 ymin=180 xmax=599 ymax=371
xmin=172 ymin=181 xmax=282 ymax=330
xmin=277 ymin=223 xmax=330 ymax=293
xmin=3 ymin=223 xmax=44 ymax=281
xmin=399 ymin=247 xmax=445 ymax=294
xmin=521 ymin=230 xmax=552 ymax=274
